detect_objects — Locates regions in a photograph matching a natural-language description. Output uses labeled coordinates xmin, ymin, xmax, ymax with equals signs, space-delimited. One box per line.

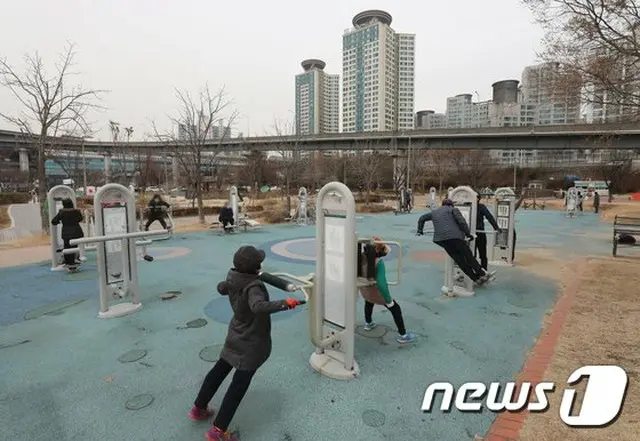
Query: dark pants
xmin=145 ymin=214 xmax=167 ymax=230
xmin=436 ymin=238 xmax=485 ymax=281
xmin=194 ymin=358 xmax=255 ymax=431
xmin=62 ymin=238 xmax=79 ymax=266
xmin=474 ymin=233 xmax=488 ymax=270
xmin=364 ymin=300 xmax=406 ymax=335
xmin=220 ymin=217 xmax=234 ymax=229
xmin=594 ymin=205 xmax=599 ymax=213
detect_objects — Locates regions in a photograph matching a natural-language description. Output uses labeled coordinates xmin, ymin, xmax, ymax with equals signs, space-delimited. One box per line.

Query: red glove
xmin=285 ymin=298 xmax=302 ymax=309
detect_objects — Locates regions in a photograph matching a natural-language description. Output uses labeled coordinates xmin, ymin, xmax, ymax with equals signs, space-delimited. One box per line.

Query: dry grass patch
xmin=0 ymin=206 xmax=11 ymax=229
xmin=519 ymin=257 xmax=640 ymax=441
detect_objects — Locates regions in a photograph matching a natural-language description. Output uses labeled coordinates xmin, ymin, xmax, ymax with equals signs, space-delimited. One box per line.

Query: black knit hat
xmin=233 ymin=245 xmax=266 ymax=274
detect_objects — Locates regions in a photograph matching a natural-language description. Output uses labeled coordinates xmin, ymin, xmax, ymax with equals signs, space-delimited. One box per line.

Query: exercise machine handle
xmin=260 ymin=272 xmax=297 ymax=292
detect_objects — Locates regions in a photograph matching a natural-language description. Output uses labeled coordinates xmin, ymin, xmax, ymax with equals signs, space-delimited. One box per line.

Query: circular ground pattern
xmin=199 ymin=345 xmax=223 ymax=362
xmin=362 ymin=409 xmax=386 ymax=428
xmin=355 ymin=324 xmax=389 ymax=338
xmin=260 ymin=237 xmax=403 ymax=265
xmin=117 ymin=349 xmax=148 ymax=363
xmin=185 ymin=318 xmax=207 ymax=328
xmin=507 ymin=295 xmax=537 ymax=309
xmin=125 ymin=394 xmax=154 ymax=410
xmin=138 ymin=246 xmax=191 ymax=261
xmin=23 ymin=299 xmax=86 ymax=320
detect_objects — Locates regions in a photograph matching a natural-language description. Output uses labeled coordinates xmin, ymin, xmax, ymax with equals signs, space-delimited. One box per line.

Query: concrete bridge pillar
xmin=18 ymin=148 xmax=29 ymax=172
xmin=104 ymin=153 xmax=112 ymax=183
xmin=171 ymin=155 xmax=179 ymax=190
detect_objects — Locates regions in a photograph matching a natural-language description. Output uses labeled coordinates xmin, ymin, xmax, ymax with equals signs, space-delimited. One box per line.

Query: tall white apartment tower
xmin=342 ymin=10 xmax=415 ymax=132
xmin=295 ymin=59 xmax=340 ymax=135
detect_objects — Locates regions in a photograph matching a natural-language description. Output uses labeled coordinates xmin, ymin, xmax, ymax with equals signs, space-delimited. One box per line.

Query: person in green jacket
xmin=359 ymin=237 xmax=416 ymax=344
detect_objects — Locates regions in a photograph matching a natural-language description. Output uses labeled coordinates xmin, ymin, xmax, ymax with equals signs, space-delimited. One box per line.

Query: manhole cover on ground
xmin=125 ymin=394 xmax=154 ymax=410
xmin=185 ymin=318 xmax=208 ymax=328
xmin=507 ymin=296 xmax=537 ymax=309
xmin=118 ymin=349 xmax=148 ymax=363
xmin=355 ymin=325 xmax=389 ymax=339
xmin=362 ymin=409 xmax=386 ymax=428
xmin=24 ymin=299 xmax=86 ymax=320
xmin=199 ymin=345 xmax=222 ymax=362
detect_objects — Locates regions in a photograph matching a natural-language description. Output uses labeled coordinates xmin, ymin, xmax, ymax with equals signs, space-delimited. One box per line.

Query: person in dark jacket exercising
xmin=474 ymin=194 xmax=501 ymax=270
xmin=51 ymin=198 xmax=84 ymax=267
xmin=218 ymin=203 xmax=235 ymax=232
xmin=188 ymin=246 xmax=304 ymax=441
xmin=416 ymin=199 xmax=491 ymax=285
xmin=144 ymin=194 xmax=170 ymax=231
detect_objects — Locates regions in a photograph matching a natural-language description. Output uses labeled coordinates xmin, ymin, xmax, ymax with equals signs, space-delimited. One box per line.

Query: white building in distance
xmin=294 ymin=59 xmax=339 ymax=135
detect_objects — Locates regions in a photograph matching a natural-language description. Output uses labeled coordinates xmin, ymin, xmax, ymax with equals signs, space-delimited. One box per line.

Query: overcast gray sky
xmin=0 ymin=0 xmax=543 ymax=140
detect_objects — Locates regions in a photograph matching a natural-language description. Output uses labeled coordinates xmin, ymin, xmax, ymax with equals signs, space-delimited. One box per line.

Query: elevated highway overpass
xmin=1 ymin=123 xmax=640 ymax=153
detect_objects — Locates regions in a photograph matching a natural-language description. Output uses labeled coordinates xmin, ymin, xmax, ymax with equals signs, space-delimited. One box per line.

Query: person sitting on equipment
xmin=474 ymin=193 xmax=501 ymax=271
xmin=416 ymin=199 xmax=492 ymax=286
xmin=188 ymin=246 xmax=303 ymax=441
xmin=360 ymin=237 xmax=416 ymax=344
xmin=145 ymin=194 xmax=170 ymax=231
xmin=218 ymin=203 xmax=235 ymax=232
xmin=51 ymin=198 xmax=84 ymax=270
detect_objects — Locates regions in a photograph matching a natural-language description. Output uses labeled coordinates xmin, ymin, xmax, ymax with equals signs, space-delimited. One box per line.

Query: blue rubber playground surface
xmin=0 ymin=210 xmax=612 ymax=441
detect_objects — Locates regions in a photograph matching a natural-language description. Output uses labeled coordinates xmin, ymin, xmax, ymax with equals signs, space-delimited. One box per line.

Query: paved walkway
xmin=0 ymin=210 xmax=612 ymax=441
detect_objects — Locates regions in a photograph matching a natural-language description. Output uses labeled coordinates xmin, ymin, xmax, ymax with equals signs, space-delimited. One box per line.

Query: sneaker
xmin=397 ymin=333 xmax=416 ymax=344
xmin=188 ymin=406 xmax=214 ymax=421
xmin=364 ymin=322 xmax=377 ymax=331
xmin=205 ymin=426 xmax=238 ymax=441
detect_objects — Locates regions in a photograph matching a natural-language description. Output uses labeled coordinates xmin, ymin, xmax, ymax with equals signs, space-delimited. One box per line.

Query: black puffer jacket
xmin=51 ymin=208 xmax=84 ymax=240
xmin=217 ymin=269 xmax=289 ymax=371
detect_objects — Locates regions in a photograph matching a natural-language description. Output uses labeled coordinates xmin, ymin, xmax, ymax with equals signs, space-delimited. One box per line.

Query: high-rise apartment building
xmin=415 ymin=110 xmax=446 ymax=129
xmin=445 ymin=94 xmax=475 ymax=128
xmin=342 ymin=10 xmax=415 ymax=132
xmin=294 ymin=59 xmax=339 ymax=135
xmin=520 ymin=62 xmax=581 ymax=125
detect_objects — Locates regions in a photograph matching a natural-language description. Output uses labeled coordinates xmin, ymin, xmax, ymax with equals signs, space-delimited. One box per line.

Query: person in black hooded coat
xmin=51 ymin=198 xmax=84 ymax=267
xmin=188 ymin=245 xmax=304 ymax=441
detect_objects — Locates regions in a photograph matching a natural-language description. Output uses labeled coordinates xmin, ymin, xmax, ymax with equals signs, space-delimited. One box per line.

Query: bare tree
xmin=0 ymin=44 xmax=105 ymax=229
xmin=272 ymin=119 xmax=302 ymax=214
xmin=426 ymin=148 xmax=453 ymax=194
xmin=524 ymin=0 xmax=640 ymax=120
xmin=450 ymin=150 xmax=492 ymax=188
xmin=355 ymin=144 xmax=385 ymax=205
xmin=153 ymin=85 xmax=237 ymax=224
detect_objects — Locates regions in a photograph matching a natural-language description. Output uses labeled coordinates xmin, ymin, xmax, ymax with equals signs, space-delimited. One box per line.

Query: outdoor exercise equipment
xmin=290 ymin=187 xmax=314 ymax=225
xmin=264 ymin=181 xmax=402 ymax=380
xmin=82 ymin=209 xmax=97 ymax=253
xmin=69 ymin=184 xmax=165 ymax=319
xmin=428 ymin=187 xmax=438 ymax=209
xmin=394 ymin=186 xmax=412 ymax=214
xmin=447 ymin=186 xmax=454 ymax=199
xmin=139 ymin=205 xmax=174 ymax=241
xmin=47 ymin=185 xmax=78 ymax=271
xmin=442 ymin=185 xmax=479 ymax=297
xmin=566 ymin=187 xmax=578 ymax=217
xmin=218 ymin=185 xmax=261 ymax=232
xmin=489 ymin=187 xmax=516 ymax=267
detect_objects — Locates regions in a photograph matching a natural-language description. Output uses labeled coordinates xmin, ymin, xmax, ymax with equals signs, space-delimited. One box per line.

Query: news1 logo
xmin=421 ymin=365 xmax=628 ymax=427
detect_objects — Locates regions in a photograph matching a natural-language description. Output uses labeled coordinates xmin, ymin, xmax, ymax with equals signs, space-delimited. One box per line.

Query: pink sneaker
xmin=205 ymin=426 xmax=238 ymax=441
xmin=188 ymin=406 xmax=214 ymax=421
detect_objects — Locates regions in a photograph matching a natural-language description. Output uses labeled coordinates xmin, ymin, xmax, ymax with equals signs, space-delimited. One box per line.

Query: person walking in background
xmin=593 ymin=191 xmax=600 ymax=214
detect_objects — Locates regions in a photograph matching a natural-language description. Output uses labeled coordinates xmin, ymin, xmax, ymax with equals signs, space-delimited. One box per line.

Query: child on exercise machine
xmin=360 ymin=237 xmax=416 ymax=344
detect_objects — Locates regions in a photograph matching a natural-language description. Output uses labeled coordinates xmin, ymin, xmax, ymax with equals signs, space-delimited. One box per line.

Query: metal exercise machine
xmin=266 ymin=182 xmax=402 ymax=380
xmin=291 ymin=186 xmax=314 ymax=225
xmin=566 ymin=187 xmax=578 ymax=217
xmin=69 ymin=184 xmax=165 ymax=318
xmin=488 ymin=187 xmax=516 ymax=267
xmin=428 ymin=187 xmax=438 ymax=210
xmin=394 ymin=186 xmax=412 ymax=214
xmin=47 ymin=185 xmax=79 ymax=271
xmin=139 ymin=204 xmax=174 ymax=241
xmin=441 ymin=185 xmax=479 ymax=297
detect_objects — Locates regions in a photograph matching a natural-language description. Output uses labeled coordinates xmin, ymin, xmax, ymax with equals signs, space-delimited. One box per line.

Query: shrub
xmin=0 ymin=192 xmax=31 ymax=205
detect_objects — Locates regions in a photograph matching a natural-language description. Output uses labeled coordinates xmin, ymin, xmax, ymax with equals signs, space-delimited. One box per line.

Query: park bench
xmin=612 ymin=215 xmax=640 ymax=257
